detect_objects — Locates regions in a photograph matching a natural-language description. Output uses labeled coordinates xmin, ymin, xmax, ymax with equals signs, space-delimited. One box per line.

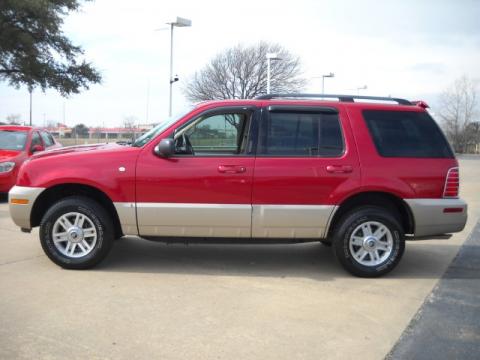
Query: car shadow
xmin=0 ymin=194 xmax=8 ymax=203
xmin=96 ymin=236 xmax=479 ymax=280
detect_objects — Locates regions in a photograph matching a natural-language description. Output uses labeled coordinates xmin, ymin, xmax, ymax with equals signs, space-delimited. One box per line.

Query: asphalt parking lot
xmin=0 ymin=156 xmax=479 ymax=360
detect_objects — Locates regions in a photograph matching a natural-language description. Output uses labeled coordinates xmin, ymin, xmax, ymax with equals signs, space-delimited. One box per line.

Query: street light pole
xmin=267 ymin=57 xmax=271 ymax=94
xmin=321 ymin=72 xmax=335 ymax=94
xmin=29 ymin=88 xmax=32 ymax=126
xmin=168 ymin=22 xmax=174 ymax=117
xmin=166 ymin=17 xmax=191 ymax=117
xmin=266 ymin=53 xmax=281 ymax=94
xmin=356 ymin=85 xmax=368 ymax=94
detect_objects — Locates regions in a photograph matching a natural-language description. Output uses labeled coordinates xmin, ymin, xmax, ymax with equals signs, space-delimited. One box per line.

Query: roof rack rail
xmin=255 ymin=93 xmax=412 ymax=105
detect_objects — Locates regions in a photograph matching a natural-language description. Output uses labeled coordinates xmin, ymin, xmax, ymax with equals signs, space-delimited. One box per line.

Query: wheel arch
xmin=31 ymin=183 xmax=124 ymax=239
xmin=327 ymin=191 xmax=414 ymax=238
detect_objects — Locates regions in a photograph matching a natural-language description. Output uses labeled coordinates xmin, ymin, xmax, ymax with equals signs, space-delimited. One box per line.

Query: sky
xmin=1 ymin=0 xmax=479 ymax=127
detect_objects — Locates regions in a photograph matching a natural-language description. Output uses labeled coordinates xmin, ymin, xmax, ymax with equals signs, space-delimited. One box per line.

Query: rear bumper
xmin=8 ymin=186 xmax=45 ymax=229
xmin=405 ymin=198 xmax=468 ymax=237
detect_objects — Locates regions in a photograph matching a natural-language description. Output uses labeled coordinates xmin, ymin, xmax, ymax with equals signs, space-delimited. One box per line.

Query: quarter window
xmin=363 ymin=110 xmax=454 ymax=158
xmin=258 ymin=111 xmax=344 ymax=157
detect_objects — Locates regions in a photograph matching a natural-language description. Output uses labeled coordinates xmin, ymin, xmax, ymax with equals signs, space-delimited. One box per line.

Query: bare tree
xmin=183 ymin=42 xmax=306 ymax=102
xmin=123 ymin=116 xmax=138 ymax=139
xmin=6 ymin=114 xmax=21 ymax=125
xmin=438 ymin=75 xmax=478 ymax=153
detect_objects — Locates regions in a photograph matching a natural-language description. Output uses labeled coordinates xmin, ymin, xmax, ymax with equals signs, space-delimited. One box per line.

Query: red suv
xmin=8 ymin=94 xmax=467 ymax=277
xmin=0 ymin=126 xmax=61 ymax=193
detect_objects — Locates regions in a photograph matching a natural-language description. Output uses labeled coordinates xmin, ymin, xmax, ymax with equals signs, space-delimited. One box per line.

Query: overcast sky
xmin=1 ymin=0 xmax=479 ymax=127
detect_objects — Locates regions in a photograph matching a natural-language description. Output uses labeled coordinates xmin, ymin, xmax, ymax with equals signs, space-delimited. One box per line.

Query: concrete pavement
xmin=0 ymin=157 xmax=479 ymax=360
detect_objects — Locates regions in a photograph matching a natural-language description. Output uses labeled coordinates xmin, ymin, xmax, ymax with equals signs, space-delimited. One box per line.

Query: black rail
xmin=255 ymin=93 xmax=412 ymax=105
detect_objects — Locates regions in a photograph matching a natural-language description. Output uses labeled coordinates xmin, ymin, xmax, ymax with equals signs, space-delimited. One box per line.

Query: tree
xmin=72 ymin=123 xmax=89 ymax=137
xmin=6 ymin=113 xmax=21 ymax=125
xmin=0 ymin=0 xmax=101 ymax=95
xmin=184 ymin=42 xmax=306 ymax=102
xmin=123 ymin=116 xmax=137 ymax=139
xmin=438 ymin=75 xmax=478 ymax=153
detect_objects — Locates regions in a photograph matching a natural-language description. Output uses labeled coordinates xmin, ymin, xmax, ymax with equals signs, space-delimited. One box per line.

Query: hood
xmin=31 ymin=142 xmax=123 ymax=160
xmin=0 ymin=149 xmax=21 ymax=162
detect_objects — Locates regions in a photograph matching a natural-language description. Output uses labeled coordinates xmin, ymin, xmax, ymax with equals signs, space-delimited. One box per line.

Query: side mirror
xmin=31 ymin=144 xmax=45 ymax=154
xmin=154 ymin=138 xmax=175 ymax=158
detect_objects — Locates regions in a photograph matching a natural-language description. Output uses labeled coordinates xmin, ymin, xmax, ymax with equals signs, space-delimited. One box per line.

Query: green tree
xmin=0 ymin=0 xmax=101 ymax=95
xmin=72 ymin=123 xmax=89 ymax=137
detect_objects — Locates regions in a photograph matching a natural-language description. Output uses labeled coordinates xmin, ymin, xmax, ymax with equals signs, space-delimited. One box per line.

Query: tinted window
xmin=31 ymin=132 xmax=42 ymax=148
xmin=258 ymin=111 xmax=343 ymax=157
xmin=363 ymin=110 xmax=453 ymax=158
xmin=40 ymin=131 xmax=54 ymax=147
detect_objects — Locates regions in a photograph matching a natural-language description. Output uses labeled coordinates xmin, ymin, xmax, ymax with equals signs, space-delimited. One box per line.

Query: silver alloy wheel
xmin=348 ymin=221 xmax=394 ymax=266
xmin=52 ymin=212 xmax=97 ymax=258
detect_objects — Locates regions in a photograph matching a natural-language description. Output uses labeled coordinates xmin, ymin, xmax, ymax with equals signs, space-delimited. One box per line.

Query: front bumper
xmin=8 ymin=186 xmax=45 ymax=229
xmin=405 ymin=198 xmax=468 ymax=237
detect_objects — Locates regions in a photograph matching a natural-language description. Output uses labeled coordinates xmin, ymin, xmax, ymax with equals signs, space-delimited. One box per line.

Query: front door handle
xmin=326 ymin=165 xmax=353 ymax=173
xmin=218 ymin=165 xmax=246 ymax=174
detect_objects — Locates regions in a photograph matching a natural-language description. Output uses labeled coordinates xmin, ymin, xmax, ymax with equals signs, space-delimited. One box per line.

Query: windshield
xmin=132 ymin=107 xmax=194 ymax=147
xmin=0 ymin=130 xmax=28 ymax=151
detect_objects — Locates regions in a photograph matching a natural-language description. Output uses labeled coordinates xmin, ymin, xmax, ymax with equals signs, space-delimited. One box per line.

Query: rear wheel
xmin=39 ymin=196 xmax=114 ymax=269
xmin=332 ymin=206 xmax=405 ymax=277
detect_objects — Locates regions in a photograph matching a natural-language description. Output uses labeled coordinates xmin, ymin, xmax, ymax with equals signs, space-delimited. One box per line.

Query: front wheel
xmin=332 ymin=206 xmax=405 ymax=277
xmin=39 ymin=196 xmax=114 ymax=269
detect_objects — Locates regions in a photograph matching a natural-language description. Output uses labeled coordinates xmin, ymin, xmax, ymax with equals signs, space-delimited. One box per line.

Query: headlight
xmin=0 ymin=162 xmax=15 ymax=173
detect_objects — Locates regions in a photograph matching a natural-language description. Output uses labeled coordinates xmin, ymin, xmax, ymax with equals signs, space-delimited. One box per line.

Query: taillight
xmin=443 ymin=167 xmax=459 ymax=198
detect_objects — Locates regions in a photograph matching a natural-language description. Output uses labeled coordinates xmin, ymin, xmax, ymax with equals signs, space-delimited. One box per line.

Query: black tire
xmin=332 ymin=206 xmax=405 ymax=277
xmin=39 ymin=196 xmax=114 ymax=269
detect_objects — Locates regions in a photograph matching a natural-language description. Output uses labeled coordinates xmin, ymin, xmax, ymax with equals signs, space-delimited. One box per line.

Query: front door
xmin=135 ymin=106 xmax=258 ymax=238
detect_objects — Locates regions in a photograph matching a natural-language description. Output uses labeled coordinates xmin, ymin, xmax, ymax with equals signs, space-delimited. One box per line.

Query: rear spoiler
xmin=411 ymin=100 xmax=429 ymax=109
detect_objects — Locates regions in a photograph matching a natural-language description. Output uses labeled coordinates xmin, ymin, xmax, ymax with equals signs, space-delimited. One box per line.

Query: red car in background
xmin=0 ymin=126 xmax=61 ymax=193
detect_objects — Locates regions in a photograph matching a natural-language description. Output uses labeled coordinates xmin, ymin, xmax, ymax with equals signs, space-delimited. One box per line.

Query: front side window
xmin=175 ymin=112 xmax=251 ymax=156
xmin=31 ymin=132 xmax=42 ymax=149
xmin=0 ymin=130 xmax=28 ymax=151
xmin=40 ymin=131 xmax=54 ymax=147
xmin=257 ymin=111 xmax=344 ymax=157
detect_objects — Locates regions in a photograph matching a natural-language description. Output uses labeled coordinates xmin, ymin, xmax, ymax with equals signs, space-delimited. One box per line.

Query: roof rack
xmin=255 ymin=93 xmax=412 ymax=105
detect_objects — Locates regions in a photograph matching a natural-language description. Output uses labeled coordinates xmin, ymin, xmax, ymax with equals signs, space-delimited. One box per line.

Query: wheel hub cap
xmin=348 ymin=221 xmax=394 ymax=266
xmin=67 ymin=226 xmax=84 ymax=243
xmin=51 ymin=212 xmax=97 ymax=258
xmin=364 ymin=236 xmax=377 ymax=250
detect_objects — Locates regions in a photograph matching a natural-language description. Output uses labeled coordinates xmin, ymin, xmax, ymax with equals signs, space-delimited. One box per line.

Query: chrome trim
xmin=405 ymin=198 xmax=467 ymax=237
xmin=8 ymin=186 xmax=45 ymax=229
xmin=252 ymin=205 xmax=335 ymax=238
xmin=136 ymin=203 xmax=251 ymax=237
xmin=113 ymin=202 xmax=138 ymax=236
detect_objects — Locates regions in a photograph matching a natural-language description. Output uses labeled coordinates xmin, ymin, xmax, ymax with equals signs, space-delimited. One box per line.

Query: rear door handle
xmin=326 ymin=165 xmax=353 ymax=173
xmin=218 ymin=165 xmax=246 ymax=174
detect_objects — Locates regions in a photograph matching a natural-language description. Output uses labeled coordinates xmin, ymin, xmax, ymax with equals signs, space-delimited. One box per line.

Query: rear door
xmin=252 ymin=104 xmax=360 ymax=238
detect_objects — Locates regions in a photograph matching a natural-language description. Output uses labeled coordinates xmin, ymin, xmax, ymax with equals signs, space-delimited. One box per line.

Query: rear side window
xmin=363 ymin=110 xmax=453 ymax=158
xmin=258 ymin=111 xmax=344 ymax=157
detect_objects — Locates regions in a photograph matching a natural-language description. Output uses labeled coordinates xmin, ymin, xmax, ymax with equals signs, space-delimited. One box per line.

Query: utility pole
xmin=29 ymin=89 xmax=33 ymax=126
